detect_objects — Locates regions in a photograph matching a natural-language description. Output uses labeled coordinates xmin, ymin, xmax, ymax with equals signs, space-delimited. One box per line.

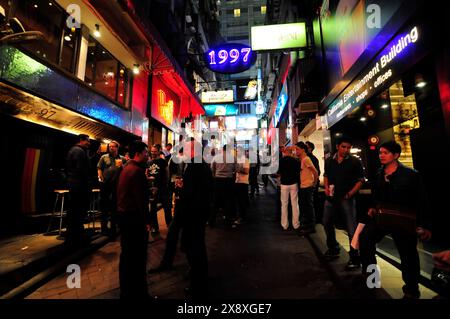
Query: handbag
xmin=431 ymin=267 xmax=450 ymax=297
xmin=375 ymin=203 xmax=416 ymax=234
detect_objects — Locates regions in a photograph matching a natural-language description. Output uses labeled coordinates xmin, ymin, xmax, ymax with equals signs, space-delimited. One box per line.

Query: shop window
xmin=60 ymin=25 xmax=80 ymax=73
xmin=84 ymin=36 xmax=130 ymax=108
xmin=388 ymin=80 xmax=420 ymax=168
xmin=13 ymin=0 xmax=64 ymax=65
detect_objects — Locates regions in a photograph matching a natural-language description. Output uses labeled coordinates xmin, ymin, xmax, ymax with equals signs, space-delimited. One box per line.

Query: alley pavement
xmin=24 ymin=182 xmax=438 ymax=301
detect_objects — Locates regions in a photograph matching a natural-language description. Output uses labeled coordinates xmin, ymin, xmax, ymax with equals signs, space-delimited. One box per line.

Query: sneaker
xmin=345 ymin=259 xmax=361 ymax=270
xmin=402 ymin=285 xmax=420 ymax=299
xmin=148 ymin=263 xmax=173 ymax=274
xmin=324 ymin=248 xmax=340 ymax=259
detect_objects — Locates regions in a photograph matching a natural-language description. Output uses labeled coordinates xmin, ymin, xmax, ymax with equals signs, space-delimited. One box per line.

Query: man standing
xmin=66 ymin=134 xmax=91 ymax=243
xmin=322 ymin=137 xmax=365 ymax=270
xmin=146 ymin=145 xmax=171 ymax=236
xmin=296 ymin=142 xmax=319 ymax=235
xmin=180 ymin=139 xmax=213 ymax=299
xmin=97 ymin=141 xmax=125 ymax=236
xmin=116 ymin=141 xmax=150 ymax=299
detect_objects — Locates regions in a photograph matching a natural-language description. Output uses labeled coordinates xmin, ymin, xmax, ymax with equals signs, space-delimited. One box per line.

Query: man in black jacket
xmin=179 ymin=139 xmax=213 ymax=299
xmin=66 ymin=134 xmax=91 ymax=243
xmin=359 ymin=141 xmax=432 ymax=299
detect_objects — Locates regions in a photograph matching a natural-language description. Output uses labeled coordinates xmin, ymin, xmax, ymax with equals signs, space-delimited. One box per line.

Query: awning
xmin=151 ymin=41 xmax=204 ymax=118
xmin=121 ymin=3 xmax=204 ymax=118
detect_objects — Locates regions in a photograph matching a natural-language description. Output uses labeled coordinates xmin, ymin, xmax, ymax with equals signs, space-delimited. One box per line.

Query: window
xmin=238 ymin=103 xmax=251 ymax=114
xmin=60 ymin=25 xmax=80 ymax=72
xmin=4 ymin=0 xmax=81 ymax=72
xmin=261 ymin=6 xmax=267 ymax=14
xmin=234 ymin=9 xmax=241 ymax=17
xmin=84 ymin=36 xmax=130 ymax=107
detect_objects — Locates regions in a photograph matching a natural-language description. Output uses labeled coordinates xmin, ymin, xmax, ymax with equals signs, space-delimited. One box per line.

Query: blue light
xmin=204 ymin=43 xmax=257 ymax=74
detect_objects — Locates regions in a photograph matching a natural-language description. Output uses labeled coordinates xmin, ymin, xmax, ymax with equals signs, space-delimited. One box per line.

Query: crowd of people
xmin=64 ymin=133 xmax=444 ymax=300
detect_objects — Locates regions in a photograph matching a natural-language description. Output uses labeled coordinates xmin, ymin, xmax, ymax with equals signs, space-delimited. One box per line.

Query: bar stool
xmin=87 ymin=188 xmax=100 ymax=231
xmin=47 ymin=189 xmax=69 ymax=235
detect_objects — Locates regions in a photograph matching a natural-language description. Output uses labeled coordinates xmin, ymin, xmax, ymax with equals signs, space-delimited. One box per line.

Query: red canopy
xmin=151 ymin=42 xmax=204 ymax=119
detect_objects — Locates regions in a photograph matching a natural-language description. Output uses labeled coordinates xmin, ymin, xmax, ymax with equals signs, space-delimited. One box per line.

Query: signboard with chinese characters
xmin=204 ymin=43 xmax=257 ymax=74
xmin=251 ymin=23 xmax=307 ymax=51
xmin=201 ymin=90 xmax=234 ymax=104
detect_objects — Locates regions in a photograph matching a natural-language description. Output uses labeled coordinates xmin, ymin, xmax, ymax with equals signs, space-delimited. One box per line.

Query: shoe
xmin=148 ymin=264 xmax=173 ymax=274
xmin=151 ymin=229 xmax=160 ymax=236
xmin=402 ymin=285 xmax=420 ymax=299
xmin=345 ymin=259 xmax=361 ymax=270
xmin=324 ymin=248 xmax=340 ymax=259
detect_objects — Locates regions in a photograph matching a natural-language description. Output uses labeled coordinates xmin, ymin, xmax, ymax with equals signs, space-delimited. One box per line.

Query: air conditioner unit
xmin=297 ymin=102 xmax=318 ymax=113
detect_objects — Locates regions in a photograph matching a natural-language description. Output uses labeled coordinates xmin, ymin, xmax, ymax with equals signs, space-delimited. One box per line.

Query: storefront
xmin=148 ymin=42 xmax=204 ymax=147
xmin=319 ymin=1 xmax=450 ymax=277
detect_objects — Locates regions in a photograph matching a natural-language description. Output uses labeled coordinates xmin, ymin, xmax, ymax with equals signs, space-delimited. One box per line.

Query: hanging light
xmin=94 ymin=24 xmax=101 ymax=38
xmin=133 ymin=64 xmax=140 ymax=75
xmin=415 ymin=73 xmax=426 ymax=88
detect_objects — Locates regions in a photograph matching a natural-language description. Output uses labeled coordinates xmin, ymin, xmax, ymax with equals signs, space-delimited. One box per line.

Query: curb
xmin=0 ymin=236 xmax=110 ymax=299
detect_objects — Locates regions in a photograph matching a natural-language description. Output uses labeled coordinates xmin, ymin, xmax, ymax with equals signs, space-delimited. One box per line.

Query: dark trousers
xmin=182 ymin=220 xmax=208 ymax=297
xmin=149 ymin=190 xmax=172 ymax=231
xmin=67 ymin=186 xmax=89 ymax=240
xmin=210 ymin=178 xmax=235 ymax=225
xmin=299 ymin=187 xmax=315 ymax=229
xmin=323 ymin=198 xmax=359 ymax=257
xmin=160 ymin=200 xmax=183 ymax=266
xmin=359 ymin=221 xmax=420 ymax=292
xmin=100 ymin=183 xmax=117 ymax=233
xmin=118 ymin=213 xmax=149 ymax=299
xmin=235 ymin=183 xmax=249 ymax=220
xmin=249 ymin=168 xmax=259 ymax=195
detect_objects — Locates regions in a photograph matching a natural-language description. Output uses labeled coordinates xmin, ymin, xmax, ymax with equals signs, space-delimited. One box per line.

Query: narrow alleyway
xmin=25 ymin=182 xmax=435 ymax=300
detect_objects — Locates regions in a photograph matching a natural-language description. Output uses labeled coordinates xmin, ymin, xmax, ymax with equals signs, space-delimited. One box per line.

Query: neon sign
xmin=204 ymin=43 xmax=257 ymax=74
xmin=157 ymin=89 xmax=174 ymax=126
xmin=273 ymin=82 xmax=288 ymax=127
xmin=325 ymin=24 xmax=427 ymax=129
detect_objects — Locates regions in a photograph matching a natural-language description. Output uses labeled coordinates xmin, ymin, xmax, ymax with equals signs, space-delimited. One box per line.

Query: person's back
xmin=278 ymin=155 xmax=300 ymax=185
xmin=67 ymin=144 xmax=90 ymax=187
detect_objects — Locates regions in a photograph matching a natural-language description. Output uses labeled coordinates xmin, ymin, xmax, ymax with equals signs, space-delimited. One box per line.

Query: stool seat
xmin=47 ymin=189 xmax=69 ymax=235
xmin=54 ymin=189 xmax=69 ymax=194
xmin=87 ymin=189 xmax=101 ymax=232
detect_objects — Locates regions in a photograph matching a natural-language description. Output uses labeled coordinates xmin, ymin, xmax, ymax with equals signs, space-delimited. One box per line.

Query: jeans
xmin=359 ymin=221 xmax=420 ymax=293
xmin=322 ymin=197 xmax=358 ymax=256
xmin=299 ymin=187 xmax=315 ymax=229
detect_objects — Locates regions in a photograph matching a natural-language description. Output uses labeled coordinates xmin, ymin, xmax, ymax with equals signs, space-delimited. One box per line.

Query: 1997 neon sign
xmin=204 ymin=43 xmax=257 ymax=74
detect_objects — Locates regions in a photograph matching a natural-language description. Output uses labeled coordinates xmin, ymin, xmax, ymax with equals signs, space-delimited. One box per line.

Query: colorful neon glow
xmin=205 ymin=43 xmax=256 ymax=74
xmin=158 ymin=89 xmax=174 ymax=126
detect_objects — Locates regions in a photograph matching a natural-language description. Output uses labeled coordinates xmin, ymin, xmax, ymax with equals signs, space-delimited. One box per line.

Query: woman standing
xmin=359 ymin=141 xmax=432 ymax=299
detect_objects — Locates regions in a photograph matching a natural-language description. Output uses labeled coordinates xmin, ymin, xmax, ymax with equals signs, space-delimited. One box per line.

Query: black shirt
xmin=308 ymin=153 xmax=321 ymax=177
xmin=324 ymin=154 xmax=365 ymax=198
xmin=278 ymin=155 xmax=300 ymax=186
xmin=146 ymin=158 xmax=168 ymax=190
xmin=372 ymin=163 xmax=429 ymax=228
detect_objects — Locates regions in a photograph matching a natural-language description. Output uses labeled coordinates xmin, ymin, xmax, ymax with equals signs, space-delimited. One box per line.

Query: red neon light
xmin=157 ymin=89 xmax=174 ymax=125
